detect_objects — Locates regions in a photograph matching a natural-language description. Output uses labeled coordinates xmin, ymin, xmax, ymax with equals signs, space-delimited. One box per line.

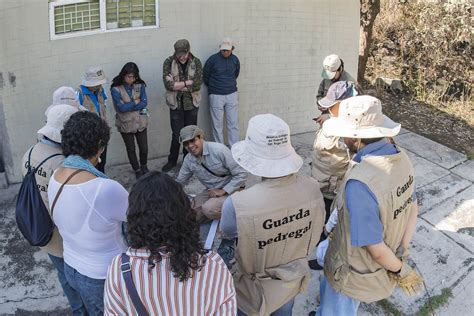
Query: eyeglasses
xmin=125 ymin=74 xmax=136 ymax=79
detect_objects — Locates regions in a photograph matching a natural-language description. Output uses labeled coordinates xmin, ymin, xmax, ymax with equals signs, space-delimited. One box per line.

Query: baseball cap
xmin=179 ymin=125 xmax=204 ymax=143
xmin=174 ymin=39 xmax=190 ymax=57
xmin=321 ymin=54 xmax=342 ymax=80
xmin=318 ymin=81 xmax=357 ymax=108
xmin=220 ymin=37 xmax=233 ymax=50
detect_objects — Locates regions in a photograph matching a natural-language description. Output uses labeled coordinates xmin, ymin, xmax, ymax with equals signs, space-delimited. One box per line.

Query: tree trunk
xmin=358 ymin=0 xmax=381 ymax=83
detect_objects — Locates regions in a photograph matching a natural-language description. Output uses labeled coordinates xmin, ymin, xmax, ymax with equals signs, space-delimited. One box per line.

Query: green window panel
xmin=53 ymin=0 xmax=100 ymax=35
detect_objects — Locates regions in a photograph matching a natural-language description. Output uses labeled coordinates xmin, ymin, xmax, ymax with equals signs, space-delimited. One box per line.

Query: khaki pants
xmin=192 ymin=190 xmax=227 ymax=221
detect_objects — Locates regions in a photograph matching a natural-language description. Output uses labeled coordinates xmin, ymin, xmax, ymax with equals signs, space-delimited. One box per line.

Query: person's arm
xmin=215 ymin=258 xmax=238 ymax=315
xmin=175 ymin=157 xmax=193 ymax=185
xmin=188 ymin=58 xmax=203 ymax=92
xmin=133 ymin=84 xmax=148 ymax=111
xmin=316 ymin=80 xmax=326 ymax=101
xmin=110 ymin=87 xmax=137 ymax=112
xmin=221 ymin=149 xmax=247 ymax=194
xmin=234 ymin=56 xmax=240 ymax=79
xmin=366 ymin=242 xmax=403 ymax=273
xmin=96 ymin=180 xmax=129 ymax=222
xmin=401 ymin=200 xmax=418 ymax=249
xmin=162 ymin=58 xmax=176 ymax=91
xmin=203 ymin=56 xmax=213 ymax=86
xmin=220 ymin=197 xmax=238 ymax=239
xmin=104 ymin=257 xmax=128 ymax=315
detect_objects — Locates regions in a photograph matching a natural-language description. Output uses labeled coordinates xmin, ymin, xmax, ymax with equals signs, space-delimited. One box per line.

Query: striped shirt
xmin=104 ymin=248 xmax=237 ymax=315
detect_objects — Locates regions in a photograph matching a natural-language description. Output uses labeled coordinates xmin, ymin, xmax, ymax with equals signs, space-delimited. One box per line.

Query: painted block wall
xmin=0 ymin=0 xmax=360 ymax=183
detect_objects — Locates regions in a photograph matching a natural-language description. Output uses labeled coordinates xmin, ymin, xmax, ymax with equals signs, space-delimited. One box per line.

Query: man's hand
xmin=389 ymin=258 xmax=424 ymax=296
xmin=134 ymin=98 xmax=141 ymax=105
xmin=313 ymin=113 xmax=331 ymax=127
xmin=165 ymin=74 xmax=174 ymax=82
xmin=208 ymin=188 xmax=227 ymax=198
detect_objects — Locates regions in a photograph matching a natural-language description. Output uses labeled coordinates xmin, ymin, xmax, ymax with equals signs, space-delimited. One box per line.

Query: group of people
xmin=20 ymin=36 xmax=424 ymax=316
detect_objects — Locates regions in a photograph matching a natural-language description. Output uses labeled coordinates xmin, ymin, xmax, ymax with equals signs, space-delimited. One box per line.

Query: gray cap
xmin=174 ymin=39 xmax=190 ymax=57
xmin=179 ymin=125 xmax=204 ymax=143
xmin=318 ymin=81 xmax=356 ymax=108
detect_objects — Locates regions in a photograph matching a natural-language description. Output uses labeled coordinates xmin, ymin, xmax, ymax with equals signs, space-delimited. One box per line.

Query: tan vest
xmin=311 ymin=129 xmax=350 ymax=199
xmin=231 ymin=175 xmax=325 ymax=315
xmin=113 ymin=84 xmax=148 ymax=133
xmin=165 ymin=58 xmax=202 ymax=110
xmin=78 ymin=86 xmax=107 ymax=118
xmin=21 ymin=142 xmax=65 ymax=258
xmin=324 ymin=148 xmax=415 ymax=303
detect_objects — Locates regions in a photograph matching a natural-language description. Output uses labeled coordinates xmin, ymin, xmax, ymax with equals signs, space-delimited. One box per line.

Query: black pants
xmin=317 ymin=197 xmax=334 ymax=245
xmin=96 ymin=146 xmax=107 ymax=173
xmin=168 ymin=107 xmax=198 ymax=163
xmin=120 ymin=129 xmax=148 ymax=171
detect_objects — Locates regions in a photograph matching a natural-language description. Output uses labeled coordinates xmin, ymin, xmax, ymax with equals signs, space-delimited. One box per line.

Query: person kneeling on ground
xmin=104 ymin=171 xmax=237 ymax=315
xmin=176 ymin=125 xmax=247 ymax=222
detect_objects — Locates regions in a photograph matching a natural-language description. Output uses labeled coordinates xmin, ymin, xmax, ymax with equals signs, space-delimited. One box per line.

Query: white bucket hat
xmin=321 ymin=54 xmax=342 ymax=80
xmin=231 ymin=114 xmax=303 ymax=178
xmin=38 ymin=104 xmax=78 ymax=143
xmin=220 ymin=37 xmax=233 ymax=50
xmin=45 ymin=86 xmax=79 ymax=116
xmin=82 ymin=66 xmax=107 ymax=87
xmin=322 ymin=95 xmax=401 ymax=139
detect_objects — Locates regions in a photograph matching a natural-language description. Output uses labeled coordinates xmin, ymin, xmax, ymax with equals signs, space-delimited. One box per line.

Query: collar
xmin=202 ymin=141 xmax=209 ymax=156
xmin=126 ymin=247 xmax=170 ymax=258
xmin=40 ymin=137 xmax=61 ymax=148
xmin=80 ymin=85 xmax=100 ymax=95
xmin=353 ymin=138 xmax=390 ymax=163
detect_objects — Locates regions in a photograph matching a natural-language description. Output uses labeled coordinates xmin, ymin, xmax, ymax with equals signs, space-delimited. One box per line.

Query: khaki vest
xmin=165 ymin=58 xmax=202 ymax=110
xmin=324 ymin=148 xmax=415 ymax=303
xmin=78 ymin=86 xmax=107 ymax=118
xmin=113 ymin=84 xmax=148 ymax=133
xmin=21 ymin=142 xmax=65 ymax=258
xmin=231 ymin=175 xmax=325 ymax=315
xmin=311 ymin=129 xmax=350 ymax=199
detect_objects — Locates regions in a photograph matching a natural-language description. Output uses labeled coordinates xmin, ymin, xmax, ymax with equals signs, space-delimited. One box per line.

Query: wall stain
xmin=0 ymin=72 xmax=4 ymax=89
xmin=8 ymin=72 xmax=16 ymax=88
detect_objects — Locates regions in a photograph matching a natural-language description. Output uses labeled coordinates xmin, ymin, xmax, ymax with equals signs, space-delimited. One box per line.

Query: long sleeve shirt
xmin=176 ymin=141 xmax=247 ymax=194
xmin=110 ymin=84 xmax=147 ymax=113
xmin=203 ymin=52 xmax=240 ymax=95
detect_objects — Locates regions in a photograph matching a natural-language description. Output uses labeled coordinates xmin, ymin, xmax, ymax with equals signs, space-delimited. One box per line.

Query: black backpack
xmin=15 ymin=146 xmax=61 ymax=247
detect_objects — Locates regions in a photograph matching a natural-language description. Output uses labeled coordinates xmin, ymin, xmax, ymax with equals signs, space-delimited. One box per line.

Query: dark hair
xmin=127 ymin=171 xmax=207 ymax=281
xmin=361 ymin=137 xmax=384 ymax=145
xmin=61 ymin=111 xmax=110 ymax=159
xmin=111 ymin=62 xmax=146 ymax=87
xmin=338 ymin=59 xmax=345 ymax=72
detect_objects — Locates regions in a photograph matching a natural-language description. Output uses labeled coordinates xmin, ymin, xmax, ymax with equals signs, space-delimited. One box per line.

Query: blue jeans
xmin=48 ymin=255 xmax=87 ymax=316
xmin=238 ymin=297 xmax=295 ymax=316
xmin=316 ymin=276 xmax=360 ymax=316
xmin=64 ymin=262 xmax=105 ymax=316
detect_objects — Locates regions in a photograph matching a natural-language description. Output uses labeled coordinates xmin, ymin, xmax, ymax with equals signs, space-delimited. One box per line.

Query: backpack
xmin=15 ymin=146 xmax=61 ymax=247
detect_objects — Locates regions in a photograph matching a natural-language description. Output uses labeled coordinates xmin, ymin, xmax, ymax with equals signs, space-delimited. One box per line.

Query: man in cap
xmin=162 ymin=39 xmax=203 ymax=172
xmin=21 ymin=104 xmax=86 ymax=314
xmin=203 ymin=37 xmax=241 ymax=146
xmin=219 ymin=114 xmax=325 ymax=315
xmin=316 ymin=54 xmax=358 ymax=102
xmin=176 ymin=125 xmax=247 ymax=222
xmin=77 ymin=66 xmax=109 ymax=172
xmin=314 ymin=95 xmax=422 ymax=315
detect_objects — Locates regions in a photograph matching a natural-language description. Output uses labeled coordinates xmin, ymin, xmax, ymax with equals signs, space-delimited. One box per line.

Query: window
xmin=49 ymin=0 xmax=159 ymax=40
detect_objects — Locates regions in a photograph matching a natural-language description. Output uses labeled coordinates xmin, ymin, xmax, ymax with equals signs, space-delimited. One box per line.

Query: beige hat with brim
xmin=322 ymin=95 xmax=401 ymax=138
xmin=82 ymin=66 xmax=108 ymax=87
xmin=231 ymin=114 xmax=303 ymax=178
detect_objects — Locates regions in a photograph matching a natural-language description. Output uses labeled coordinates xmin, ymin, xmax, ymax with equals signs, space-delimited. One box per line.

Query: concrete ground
xmin=0 ymin=130 xmax=472 ymax=315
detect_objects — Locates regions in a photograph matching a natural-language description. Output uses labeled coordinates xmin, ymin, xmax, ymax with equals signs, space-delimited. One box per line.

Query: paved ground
xmin=0 ymin=130 xmax=472 ymax=315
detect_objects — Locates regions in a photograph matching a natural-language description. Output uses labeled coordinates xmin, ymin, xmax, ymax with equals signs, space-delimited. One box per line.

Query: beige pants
xmin=192 ymin=190 xmax=227 ymax=221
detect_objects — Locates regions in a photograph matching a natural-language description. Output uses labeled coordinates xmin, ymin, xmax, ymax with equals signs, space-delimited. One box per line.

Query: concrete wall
xmin=0 ymin=0 xmax=360 ymax=183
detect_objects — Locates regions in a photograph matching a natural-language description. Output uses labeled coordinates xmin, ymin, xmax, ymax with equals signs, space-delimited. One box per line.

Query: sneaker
xmin=140 ymin=165 xmax=150 ymax=174
xmin=134 ymin=169 xmax=144 ymax=179
xmin=161 ymin=161 xmax=176 ymax=172
xmin=308 ymin=259 xmax=323 ymax=270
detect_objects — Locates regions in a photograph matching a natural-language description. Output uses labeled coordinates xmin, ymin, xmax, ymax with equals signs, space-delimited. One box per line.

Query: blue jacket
xmin=203 ymin=52 xmax=240 ymax=95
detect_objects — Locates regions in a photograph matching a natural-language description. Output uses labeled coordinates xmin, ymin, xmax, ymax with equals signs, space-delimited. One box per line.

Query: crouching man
xmin=176 ymin=125 xmax=247 ymax=222
xmin=220 ymin=114 xmax=325 ymax=315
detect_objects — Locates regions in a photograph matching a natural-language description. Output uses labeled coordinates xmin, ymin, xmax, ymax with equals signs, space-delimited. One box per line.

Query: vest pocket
xmin=345 ymin=266 xmax=395 ymax=302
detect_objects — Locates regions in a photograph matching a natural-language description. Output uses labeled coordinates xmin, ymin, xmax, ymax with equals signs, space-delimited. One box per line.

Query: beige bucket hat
xmin=231 ymin=114 xmax=303 ymax=178
xmin=82 ymin=66 xmax=107 ymax=87
xmin=322 ymin=95 xmax=401 ymax=139
xmin=38 ymin=104 xmax=78 ymax=143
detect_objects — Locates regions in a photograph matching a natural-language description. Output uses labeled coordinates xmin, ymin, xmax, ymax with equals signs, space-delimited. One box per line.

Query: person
xmin=203 ymin=37 xmax=241 ymax=145
xmin=48 ymin=111 xmax=128 ymax=316
xmin=110 ymin=62 xmax=150 ymax=179
xmin=21 ymin=104 xmax=85 ymax=315
xmin=220 ymin=114 xmax=326 ymax=315
xmin=314 ymin=96 xmax=422 ymax=315
xmin=162 ymin=39 xmax=203 ymax=172
xmin=77 ymin=66 xmax=109 ymax=173
xmin=104 ymin=171 xmax=237 ymax=315
xmin=176 ymin=125 xmax=247 ymax=222
xmin=316 ymin=54 xmax=358 ymax=102
xmin=45 ymin=86 xmax=82 ymax=115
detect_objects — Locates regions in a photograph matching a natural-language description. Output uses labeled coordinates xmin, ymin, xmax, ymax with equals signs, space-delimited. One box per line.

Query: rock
xmin=375 ymin=77 xmax=403 ymax=92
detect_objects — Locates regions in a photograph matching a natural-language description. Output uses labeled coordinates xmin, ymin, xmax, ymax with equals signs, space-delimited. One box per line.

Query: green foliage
xmin=416 ymin=288 xmax=453 ymax=316
xmin=377 ymin=299 xmax=402 ymax=316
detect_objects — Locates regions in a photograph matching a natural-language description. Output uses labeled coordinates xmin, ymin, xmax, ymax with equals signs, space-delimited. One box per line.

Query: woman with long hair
xmin=111 ymin=62 xmax=150 ymax=179
xmin=104 ymin=172 xmax=237 ymax=315
xmin=49 ymin=111 xmax=129 ymax=315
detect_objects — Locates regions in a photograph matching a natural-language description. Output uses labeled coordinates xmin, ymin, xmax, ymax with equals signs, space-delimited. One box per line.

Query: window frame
xmin=49 ymin=0 xmax=160 ymax=40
